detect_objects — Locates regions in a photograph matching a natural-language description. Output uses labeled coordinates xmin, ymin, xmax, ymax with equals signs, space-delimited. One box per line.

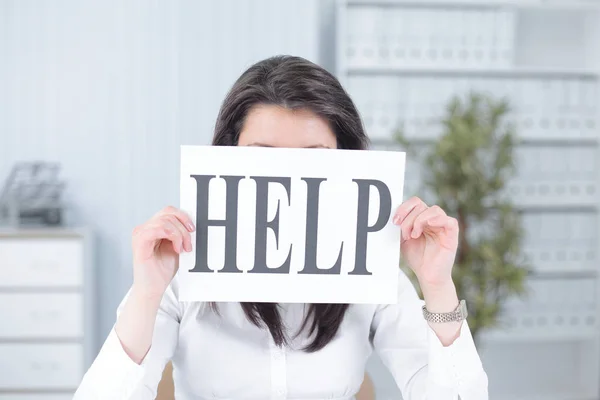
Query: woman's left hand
xmin=394 ymin=197 xmax=463 ymax=345
xmin=393 ymin=196 xmax=459 ymax=288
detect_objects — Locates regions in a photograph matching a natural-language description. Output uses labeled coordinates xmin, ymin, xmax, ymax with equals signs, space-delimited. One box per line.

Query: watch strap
xmin=422 ymin=299 xmax=468 ymax=323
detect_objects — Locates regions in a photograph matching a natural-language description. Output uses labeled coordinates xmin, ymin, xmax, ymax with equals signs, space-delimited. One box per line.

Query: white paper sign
xmin=178 ymin=145 xmax=405 ymax=304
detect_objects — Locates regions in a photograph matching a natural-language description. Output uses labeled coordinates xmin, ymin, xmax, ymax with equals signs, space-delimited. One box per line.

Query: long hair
xmin=211 ymin=55 xmax=370 ymax=352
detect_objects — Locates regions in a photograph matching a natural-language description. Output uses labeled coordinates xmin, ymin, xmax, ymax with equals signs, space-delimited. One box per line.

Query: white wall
xmin=0 ymin=0 xmax=321 ymax=339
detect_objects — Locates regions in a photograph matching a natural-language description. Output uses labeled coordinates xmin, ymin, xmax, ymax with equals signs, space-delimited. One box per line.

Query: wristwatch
xmin=422 ymin=300 xmax=468 ymax=323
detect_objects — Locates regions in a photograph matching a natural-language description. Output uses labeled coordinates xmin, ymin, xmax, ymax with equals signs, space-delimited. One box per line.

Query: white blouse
xmin=74 ymin=271 xmax=488 ymax=400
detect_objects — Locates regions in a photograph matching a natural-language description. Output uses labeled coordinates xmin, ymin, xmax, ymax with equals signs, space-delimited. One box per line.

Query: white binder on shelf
xmin=498 ymin=9 xmax=516 ymax=67
xmin=348 ymin=7 xmax=379 ymax=68
xmin=390 ymin=8 xmax=408 ymax=67
xmin=581 ymin=80 xmax=597 ymax=138
xmin=375 ymin=6 xmax=391 ymax=67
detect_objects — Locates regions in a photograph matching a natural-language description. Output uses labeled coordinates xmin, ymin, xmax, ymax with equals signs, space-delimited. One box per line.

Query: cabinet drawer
xmin=0 ymin=293 xmax=82 ymax=338
xmin=0 ymin=396 xmax=72 ymax=400
xmin=0 ymin=344 xmax=83 ymax=389
xmin=0 ymin=238 xmax=83 ymax=287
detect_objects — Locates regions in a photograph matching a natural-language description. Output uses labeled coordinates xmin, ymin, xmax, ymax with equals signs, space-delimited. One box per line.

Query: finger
xmin=156 ymin=206 xmax=196 ymax=232
xmin=163 ymin=214 xmax=192 ymax=252
xmin=133 ymin=225 xmax=172 ymax=259
xmin=393 ymin=197 xmax=426 ymax=225
xmin=427 ymin=215 xmax=459 ymax=232
xmin=411 ymin=206 xmax=446 ymax=238
xmin=399 ymin=203 xmax=428 ymax=241
xmin=139 ymin=218 xmax=184 ymax=254
xmin=156 ymin=216 xmax=186 ymax=254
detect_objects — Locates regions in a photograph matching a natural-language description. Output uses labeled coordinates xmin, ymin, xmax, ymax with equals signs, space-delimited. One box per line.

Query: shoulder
xmin=372 ymin=269 xmax=423 ymax=316
xmin=165 ymin=275 xmax=209 ymax=322
xmin=366 ymin=270 xmax=428 ymax=341
xmin=345 ymin=270 xmax=421 ymax=329
xmin=396 ymin=267 xmax=418 ymax=292
xmin=382 ymin=268 xmax=421 ymax=305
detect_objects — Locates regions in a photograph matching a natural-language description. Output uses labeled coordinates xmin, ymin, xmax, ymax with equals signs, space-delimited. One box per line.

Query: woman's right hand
xmin=131 ymin=206 xmax=195 ymax=298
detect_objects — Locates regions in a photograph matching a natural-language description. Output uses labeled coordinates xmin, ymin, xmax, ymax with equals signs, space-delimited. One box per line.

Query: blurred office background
xmin=1 ymin=0 xmax=600 ymax=399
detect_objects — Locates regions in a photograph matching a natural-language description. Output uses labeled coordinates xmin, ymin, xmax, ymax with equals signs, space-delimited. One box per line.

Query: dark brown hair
xmin=211 ymin=55 xmax=369 ymax=352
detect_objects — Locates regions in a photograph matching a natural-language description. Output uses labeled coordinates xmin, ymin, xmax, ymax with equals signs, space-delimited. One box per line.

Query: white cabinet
xmin=0 ymin=229 xmax=93 ymax=398
xmin=0 ymin=239 xmax=83 ymax=287
xmin=0 ymin=344 xmax=84 ymax=389
xmin=0 ymin=396 xmax=73 ymax=400
xmin=0 ymin=293 xmax=83 ymax=338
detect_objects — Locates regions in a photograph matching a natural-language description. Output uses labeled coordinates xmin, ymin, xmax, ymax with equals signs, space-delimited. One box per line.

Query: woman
xmin=75 ymin=56 xmax=488 ymax=399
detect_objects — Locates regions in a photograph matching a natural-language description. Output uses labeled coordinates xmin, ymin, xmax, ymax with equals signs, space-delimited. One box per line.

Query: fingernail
xmin=187 ymin=223 xmax=195 ymax=232
xmin=411 ymin=229 xmax=419 ymax=239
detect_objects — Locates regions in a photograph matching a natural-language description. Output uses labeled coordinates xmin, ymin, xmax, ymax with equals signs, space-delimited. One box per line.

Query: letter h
xmin=189 ymin=175 xmax=243 ymax=273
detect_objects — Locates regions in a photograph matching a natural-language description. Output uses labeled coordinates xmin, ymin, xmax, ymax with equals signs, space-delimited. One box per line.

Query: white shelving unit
xmin=347 ymin=65 xmax=600 ymax=78
xmin=346 ymin=0 xmax=600 ymax=10
xmin=0 ymin=229 xmax=95 ymax=400
xmin=336 ymin=0 xmax=600 ymax=398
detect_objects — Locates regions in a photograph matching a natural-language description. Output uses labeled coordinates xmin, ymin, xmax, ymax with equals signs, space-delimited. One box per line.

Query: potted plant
xmin=396 ymin=92 xmax=530 ymax=343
